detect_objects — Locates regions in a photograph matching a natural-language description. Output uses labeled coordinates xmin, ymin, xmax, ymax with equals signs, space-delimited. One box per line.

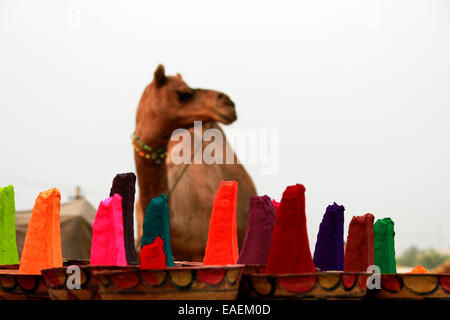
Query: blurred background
xmin=1 ymin=0 xmax=449 ymax=267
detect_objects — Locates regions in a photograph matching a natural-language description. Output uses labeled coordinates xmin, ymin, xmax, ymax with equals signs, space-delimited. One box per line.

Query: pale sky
xmin=1 ymin=0 xmax=449 ymax=254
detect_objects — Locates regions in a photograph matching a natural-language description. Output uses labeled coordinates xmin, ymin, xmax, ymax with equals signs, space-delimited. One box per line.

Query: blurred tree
xmin=419 ymin=249 xmax=449 ymax=269
xmin=397 ymin=246 xmax=420 ymax=267
xmin=397 ymin=246 xmax=450 ymax=269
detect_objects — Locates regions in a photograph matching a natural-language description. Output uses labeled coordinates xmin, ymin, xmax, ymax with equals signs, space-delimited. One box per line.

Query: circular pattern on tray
xmin=240 ymin=272 xmax=369 ymax=299
xmin=90 ymin=265 xmax=244 ymax=300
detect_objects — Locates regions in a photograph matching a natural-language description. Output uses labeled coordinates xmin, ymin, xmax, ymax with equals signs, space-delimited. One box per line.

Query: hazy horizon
xmin=1 ymin=0 xmax=449 ymax=254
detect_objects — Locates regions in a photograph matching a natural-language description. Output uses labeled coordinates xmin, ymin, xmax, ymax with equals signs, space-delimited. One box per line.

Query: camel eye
xmin=177 ymin=89 xmax=193 ymax=102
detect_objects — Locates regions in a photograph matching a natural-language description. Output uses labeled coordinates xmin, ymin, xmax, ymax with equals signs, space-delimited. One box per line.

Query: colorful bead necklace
xmin=131 ymin=132 xmax=168 ymax=165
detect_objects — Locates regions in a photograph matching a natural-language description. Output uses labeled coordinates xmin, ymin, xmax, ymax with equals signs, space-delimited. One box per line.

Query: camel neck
xmin=134 ymin=126 xmax=170 ymax=149
xmin=135 ymin=149 xmax=169 ymax=216
xmin=132 ymin=132 xmax=168 ymax=165
xmin=134 ymin=122 xmax=171 ymax=215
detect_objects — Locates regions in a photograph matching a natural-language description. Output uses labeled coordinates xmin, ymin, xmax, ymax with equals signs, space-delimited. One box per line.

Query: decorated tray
xmin=0 ymin=260 xmax=89 ymax=300
xmin=242 ymin=265 xmax=266 ymax=275
xmin=239 ymin=271 xmax=369 ymax=300
xmin=0 ymin=268 xmax=48 ymax=300
xmin=41 ymin=265 xmax=132 ymax=300
xmin=40 ymin=261 xmax=202 ymax=300
xmin=368 ymin=273 xmax=450 ymax=299
xmin=90 ymin=265 xmax=244 ymax=300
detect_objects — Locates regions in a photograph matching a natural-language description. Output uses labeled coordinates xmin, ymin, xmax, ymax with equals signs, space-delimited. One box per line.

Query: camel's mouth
xmin=212 ymin=109 xmax=237 ymax=125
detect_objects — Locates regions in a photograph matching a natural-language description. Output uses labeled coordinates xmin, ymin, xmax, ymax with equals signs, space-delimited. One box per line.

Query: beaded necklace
xmin=131 ymin=132 xmax=168 ymax=165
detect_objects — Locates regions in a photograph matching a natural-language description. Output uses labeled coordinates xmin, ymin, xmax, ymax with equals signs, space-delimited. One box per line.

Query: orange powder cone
xmin=19 ymin=188 xmax=63 ymax=274
xmin=409 ymin=265 xmax=429 ymax=274
xmin=203 ymin=181 xmax=239 ymax=265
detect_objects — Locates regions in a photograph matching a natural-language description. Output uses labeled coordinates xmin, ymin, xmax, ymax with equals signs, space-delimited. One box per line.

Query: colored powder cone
xmin=110 ymin=172 xmax=138 ymax=265
xmin=140 ymin=236 xmax=166 ymax=269
xmin=313 ymin=202 xmax=345 ymax=271
xmin=0 ymin=185 xmax=19 ymax=265
xmin=266 ymin=184 xmax=316 ymax=274
xmin=203 ymin=181 xmax=239 ymax=265
xmin=374 ymin=217 xmax=396 ymax=274
xmin=409 ymin=265 xmax=429 ymax=274
xmin=90 ymin=194 xmax=127 ymax=266
xmin=344 ymin=213 xmax=375 ymax=272
xmin=272 ymin=199 xmax=280 ymax=215
xmin=141 ymin=194 xmax=174 ymax=267
xmin=19 ymin=188 xmax=63 ymax=274
xmin=237 ymin=195 xmax=276 ymax=265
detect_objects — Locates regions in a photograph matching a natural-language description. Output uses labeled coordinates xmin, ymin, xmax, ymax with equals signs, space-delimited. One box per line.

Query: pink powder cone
xmin=90 ymin=194 xmax=127 ymax=266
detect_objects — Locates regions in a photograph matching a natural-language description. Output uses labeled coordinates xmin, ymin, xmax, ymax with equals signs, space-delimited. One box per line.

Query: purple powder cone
xmin=110 ymin=172 xmax=138 ymax=265
xmin=313 ymin=202 xmax=345 ymax=271
xmin=237 ymin=195 xmax=276 ymax=265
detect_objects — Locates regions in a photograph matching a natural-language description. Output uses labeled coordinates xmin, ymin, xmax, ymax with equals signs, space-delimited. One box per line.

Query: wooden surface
xmin=2 ymin=262 xmax=450 ymax=300
xmin=239 ymin=270 xmax=369 ymax=300
xmin=369 ymin=273 xmax=450 ymax=299
xmin=92 ymin=265 xmax=244 ymax=300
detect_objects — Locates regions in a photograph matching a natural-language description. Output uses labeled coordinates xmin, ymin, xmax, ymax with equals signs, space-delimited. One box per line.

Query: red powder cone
xmin=19 ymin=188 xmax=63 ymax=275
xmin=272 ymin=199 xmax=280 ymax=215
xmin=344 ymin=213 xmax=375 ymax=272
xmin=140 ymin=237 xmax=166 ymax=269
xmin=266 ymin=184 xmax=316 ymax=274
xmin=203 ymin=181 xmax=239 ymax=265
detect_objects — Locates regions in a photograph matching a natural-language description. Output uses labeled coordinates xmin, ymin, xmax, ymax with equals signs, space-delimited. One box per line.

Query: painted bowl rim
xmin=88 ymin=264 xmax=245 ymax=276
xmin=381 ymin=273 xmax=450 ymax=277
xmin=0 ymin=269 xmax=44 ymax=277
xmin=246 ymin=271 xmax=371 ymax=278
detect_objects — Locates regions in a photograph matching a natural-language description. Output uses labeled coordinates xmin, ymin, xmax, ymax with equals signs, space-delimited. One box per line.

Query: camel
xmin=134 ymin=64 xmax=257 ymax=262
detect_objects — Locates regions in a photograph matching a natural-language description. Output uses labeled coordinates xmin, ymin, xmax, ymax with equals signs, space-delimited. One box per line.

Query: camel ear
xmin=154 ymin=64 xmax=166 ymax=87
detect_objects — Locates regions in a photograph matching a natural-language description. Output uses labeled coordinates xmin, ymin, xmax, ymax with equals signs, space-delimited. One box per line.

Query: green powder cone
xmin=141 ymin=194 xmax=174 ymax=267
xmin=374 ymin=217 xmax=396 ymax=274
xmin=0 ymin=185 xmax=19 ymax=265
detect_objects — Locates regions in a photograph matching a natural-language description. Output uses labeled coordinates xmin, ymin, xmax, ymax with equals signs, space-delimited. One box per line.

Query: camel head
xmin=137 ymin=64 xmax=237 ymax=137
